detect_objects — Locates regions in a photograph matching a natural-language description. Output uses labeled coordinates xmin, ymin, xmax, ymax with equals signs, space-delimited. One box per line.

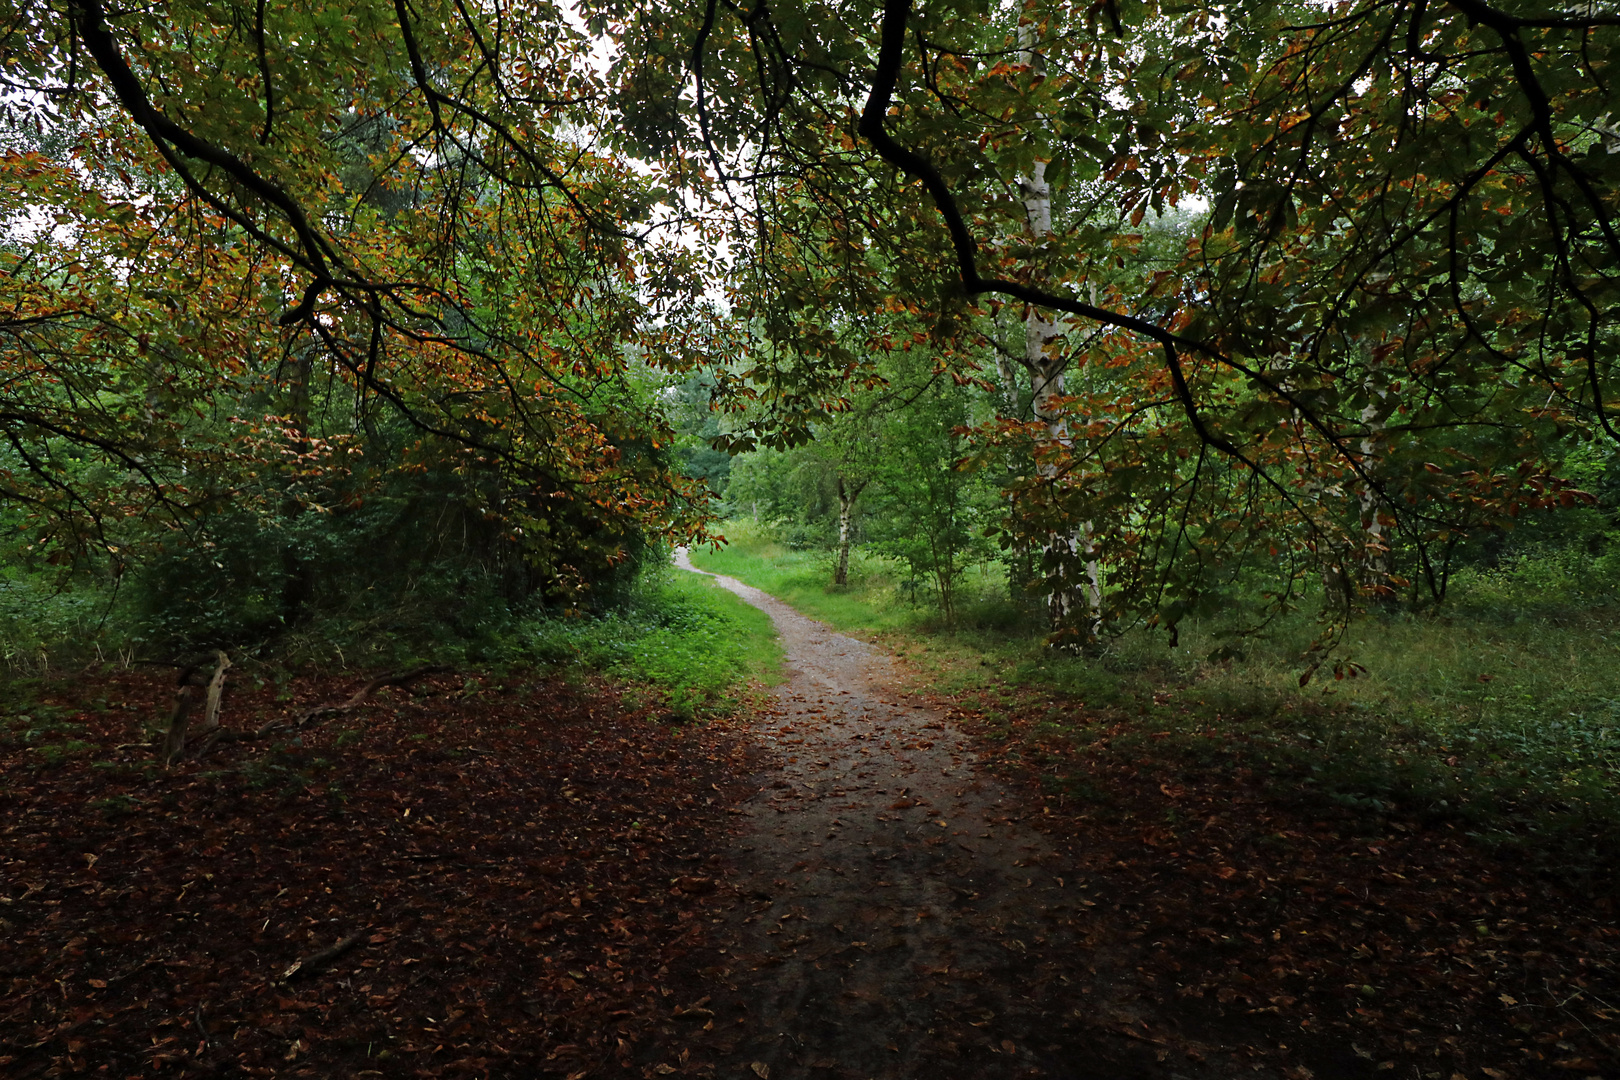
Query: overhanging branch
xmin=850 ymin=0 xmax=1501 ymax=544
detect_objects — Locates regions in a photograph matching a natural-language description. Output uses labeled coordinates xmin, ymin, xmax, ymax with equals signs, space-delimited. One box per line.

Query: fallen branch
xmin=190 ymin=726 xmax=240 ymax=760
xmin=296 ymin=664 xmax=448 ymax=728
xmin=160 ymin=651 xmax=229 ymax=765
xmin=279 ymin=931 xmax=366 ymax=982
xmin=199 ymin=653 xmax=231 ymax=733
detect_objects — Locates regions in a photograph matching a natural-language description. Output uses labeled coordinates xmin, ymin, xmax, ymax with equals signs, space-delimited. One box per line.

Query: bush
xmin=0 ymin=574 xmax=116 ymax=671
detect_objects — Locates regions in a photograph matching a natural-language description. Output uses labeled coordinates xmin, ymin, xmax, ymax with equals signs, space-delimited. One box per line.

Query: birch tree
xmin=1012 ymin=21 xmax=1103 ymax=637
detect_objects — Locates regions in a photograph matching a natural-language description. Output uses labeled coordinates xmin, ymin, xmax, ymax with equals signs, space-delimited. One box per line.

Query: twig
xmin=106 ymin=957 xmax=159 ymax=985
xmin=279 ymin=931 xmax=366 ymax=982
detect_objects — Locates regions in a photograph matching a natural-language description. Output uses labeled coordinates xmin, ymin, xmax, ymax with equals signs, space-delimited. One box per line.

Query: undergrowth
xmin=0 ymin=575 xmax=121 ymax=670
xmin=0 ymin=549 xmax=783 ymax=724
xmin=692 ymin=520 xmax=1620 ymax=865
xmin=524 ymin=563 xmax=783 ymax=719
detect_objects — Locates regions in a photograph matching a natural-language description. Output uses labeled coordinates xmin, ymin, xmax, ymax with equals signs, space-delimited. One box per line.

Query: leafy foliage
xmin=590 ymin=0 xmax=1620 ymax=634
xmin=1 ymin=0 xmax=718 ymax=654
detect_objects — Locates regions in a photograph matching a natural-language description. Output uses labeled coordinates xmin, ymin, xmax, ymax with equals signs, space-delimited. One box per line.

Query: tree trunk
xmin=1015 ymin=31 xmax=1102 ymax=638
xmin=1320 ymin=366 xmax=1396 ymax=612
xmin=834 ymin=477 xmax=865 ymax=587
xmin=161 ymin=651 xmax=229 ymax=765
xmin=1357 ymin=384 xmax=1394 ymax=602
xmin=198 ymin=651 xmax=231 ymax=736
xmin=160 ymin=682 xmax=196 ymax=766
xmin=1025 ymin=276 xmax=1080 ymax=630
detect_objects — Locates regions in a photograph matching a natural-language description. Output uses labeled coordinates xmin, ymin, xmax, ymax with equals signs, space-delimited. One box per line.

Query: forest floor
xmin=664 ymin=555 xmax=1618 ymax=1080
xmin=0 ymin=666 xmax=757 ymax=1079
xmin=1 ymin=572 xmax=1616 ymax=1079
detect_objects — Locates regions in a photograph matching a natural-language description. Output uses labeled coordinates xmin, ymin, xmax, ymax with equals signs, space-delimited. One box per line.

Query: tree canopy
xmin=3 ymin=0 xmax=1617 ymax=641
xmin=624 ymin=0 xmax=1618 ymax=634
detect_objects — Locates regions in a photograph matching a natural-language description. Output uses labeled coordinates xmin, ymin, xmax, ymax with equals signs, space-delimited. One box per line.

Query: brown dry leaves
xmin=0 ymin=668 xmax=751 ymax=1078
xmin=943 ymin=688 xmax=1620 ymax=1077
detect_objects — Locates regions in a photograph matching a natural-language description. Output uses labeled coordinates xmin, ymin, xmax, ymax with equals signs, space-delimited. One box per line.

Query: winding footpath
xmin=673 ymin=552 xmax=1183 ymax=1080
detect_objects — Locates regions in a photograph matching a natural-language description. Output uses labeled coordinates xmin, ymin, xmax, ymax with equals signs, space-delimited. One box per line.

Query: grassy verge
xmin=688 ymin=519 xmax=1015 ymax=637
xmin=0 ymin=552 xmax=783 ymax=726
xmin=692 ymin=520 xmax=1620 ymax=863
xmin=526 ymin=563 xmax=784 ymax=719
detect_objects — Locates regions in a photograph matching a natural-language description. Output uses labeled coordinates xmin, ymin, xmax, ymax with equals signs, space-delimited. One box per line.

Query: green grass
xmin=0 ymin=549 xmax=783 ymax=731
xmin=691 ymin=519 xmax=1620 ymax=860
xmin=525 ymin=564 xmax=783 ymax=720
xmin=687 ymin=518 xmax=1014 ymax=637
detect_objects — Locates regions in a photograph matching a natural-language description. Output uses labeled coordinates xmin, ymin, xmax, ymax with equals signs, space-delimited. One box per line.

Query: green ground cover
xmin=689 ymin=521 xmax=1620 ymax=863
xmin=0 ymin=553 xmax=784 ymax=727
xmin=526 ymin=563 xmax=785 ymax=719
xmin=687 ymin=519 xmax=1011 ymax=636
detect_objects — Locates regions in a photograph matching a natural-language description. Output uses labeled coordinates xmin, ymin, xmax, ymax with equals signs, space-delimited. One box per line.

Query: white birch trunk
xmin=1358 ymin=386 xmax=1393 ymax=600
xmin=1016 ymin=27 xmax=1102 ymax=636
xmin=834 ymin=477 xmax=864 ymax=587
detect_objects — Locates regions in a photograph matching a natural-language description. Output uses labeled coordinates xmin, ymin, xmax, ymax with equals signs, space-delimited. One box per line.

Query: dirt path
xmin=675 ymin=553 xmax=1176 ymax=1080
